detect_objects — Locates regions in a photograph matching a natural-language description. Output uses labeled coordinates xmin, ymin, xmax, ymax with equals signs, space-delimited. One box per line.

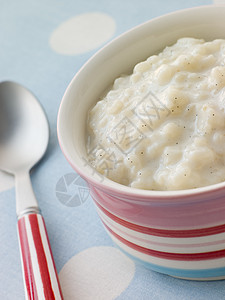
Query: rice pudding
xmin=86 ymin=38 xmax=225 ymax=190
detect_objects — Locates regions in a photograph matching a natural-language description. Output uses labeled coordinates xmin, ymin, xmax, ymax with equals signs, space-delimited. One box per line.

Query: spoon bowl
xmin=0 ymin=81 xmax=49 ymax=173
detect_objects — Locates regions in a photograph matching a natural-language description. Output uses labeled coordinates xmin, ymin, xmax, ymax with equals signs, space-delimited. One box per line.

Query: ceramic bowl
xmin=57 ymin=5 xmax=225 ymax=280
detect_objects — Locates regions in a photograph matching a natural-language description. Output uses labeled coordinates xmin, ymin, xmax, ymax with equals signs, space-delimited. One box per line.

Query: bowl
xmin=57 ymin=5 xmax=225 ymax=280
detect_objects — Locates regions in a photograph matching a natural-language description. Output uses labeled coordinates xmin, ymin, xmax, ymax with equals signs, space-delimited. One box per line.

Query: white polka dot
xmin=0 ymin=171 xmax=14 ymax=192
xmin=59 ymin=246 xmax=135 ymax=300
xmin=49 ymin=13 xmax=116 ymax=55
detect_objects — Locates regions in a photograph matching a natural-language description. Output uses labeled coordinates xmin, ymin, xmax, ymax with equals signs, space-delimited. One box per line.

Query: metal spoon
xmin=0 ymin=81 xmax=63 ymax=299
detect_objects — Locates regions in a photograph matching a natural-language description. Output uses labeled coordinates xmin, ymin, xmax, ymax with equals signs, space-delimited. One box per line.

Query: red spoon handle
xmin=17 ymin=213 xmax=63 ymax=300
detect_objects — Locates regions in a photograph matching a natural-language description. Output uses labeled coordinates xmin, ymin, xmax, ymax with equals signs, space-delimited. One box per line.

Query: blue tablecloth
xmin=1 ymin=0 xmax=225 ymax=299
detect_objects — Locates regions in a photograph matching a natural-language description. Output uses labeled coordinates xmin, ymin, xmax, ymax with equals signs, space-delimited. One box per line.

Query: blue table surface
xmin=1 ymin=0 xmax=225 ymax=299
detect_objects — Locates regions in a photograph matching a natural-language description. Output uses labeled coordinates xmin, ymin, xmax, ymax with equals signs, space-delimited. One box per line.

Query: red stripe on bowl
xmin=94 ymin=200 xmax=225 ymax=238
xmin=103 ymin=221 xmax=225 ymax=261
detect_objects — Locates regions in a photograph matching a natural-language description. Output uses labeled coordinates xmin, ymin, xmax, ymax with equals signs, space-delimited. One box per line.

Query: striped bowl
xmin=57 ymin=5 xmax=225 ymax=280
xmin=90 ymin=186 xmax=225 ymax=280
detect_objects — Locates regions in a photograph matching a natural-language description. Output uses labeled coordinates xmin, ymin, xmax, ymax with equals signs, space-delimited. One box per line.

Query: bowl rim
xmin=57 ymin=4 xmax=225 ymax=202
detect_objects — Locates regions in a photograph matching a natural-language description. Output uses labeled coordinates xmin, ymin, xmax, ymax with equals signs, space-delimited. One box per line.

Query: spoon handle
xmin=17 ymin=212 xmax=64 ymax=300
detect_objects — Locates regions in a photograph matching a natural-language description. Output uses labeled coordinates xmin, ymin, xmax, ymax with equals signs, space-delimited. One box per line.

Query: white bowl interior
xmin=58 ymin=5 xmax=225 ymax=196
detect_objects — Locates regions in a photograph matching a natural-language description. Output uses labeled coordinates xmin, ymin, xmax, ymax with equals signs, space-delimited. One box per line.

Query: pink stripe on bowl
xmin=98 ymin=207 xmax=225 ymax=252
xmin=103 ymin=222 xmax=225 ymax=261
xmin=90 ymin=186 xmax=225 ymax=229
xmin=92 ymin=191 xmax=225 ymax=237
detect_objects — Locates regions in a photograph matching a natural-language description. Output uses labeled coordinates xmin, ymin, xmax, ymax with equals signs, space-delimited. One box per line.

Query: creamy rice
xmin=86 ymin=38 xmax=225 ymax=190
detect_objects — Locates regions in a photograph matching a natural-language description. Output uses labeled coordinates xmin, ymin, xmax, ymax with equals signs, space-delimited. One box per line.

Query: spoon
xmin=0 ymin=81 xmax=63 ymax=299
